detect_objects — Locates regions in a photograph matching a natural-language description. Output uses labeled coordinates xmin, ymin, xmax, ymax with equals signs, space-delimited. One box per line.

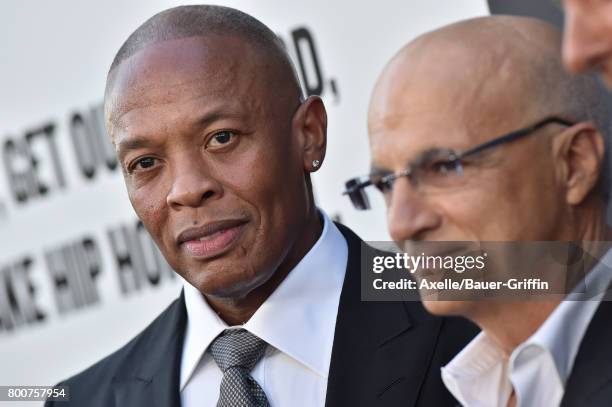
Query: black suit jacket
xmin=561 ymin=299 xmax=612 ymax=407
xmin=46 ymin=223 xmax=478 ymax=407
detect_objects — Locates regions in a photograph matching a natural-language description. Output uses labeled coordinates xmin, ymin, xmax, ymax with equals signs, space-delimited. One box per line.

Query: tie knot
xmin=210 ymin=329 xmax=268 ymax=373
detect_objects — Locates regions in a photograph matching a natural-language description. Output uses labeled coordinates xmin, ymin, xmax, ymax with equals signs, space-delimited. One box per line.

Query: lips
xmin=176 ymin=219 xmax=248 ymax=259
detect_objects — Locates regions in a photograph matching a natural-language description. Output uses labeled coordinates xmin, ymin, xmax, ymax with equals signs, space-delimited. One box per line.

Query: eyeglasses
xmin=343 ymin=116 xmax=575 ymax=210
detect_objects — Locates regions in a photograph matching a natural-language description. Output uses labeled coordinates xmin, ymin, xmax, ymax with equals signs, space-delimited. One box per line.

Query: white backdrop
xmin=0 ymin=1 xmax=489 ymax=404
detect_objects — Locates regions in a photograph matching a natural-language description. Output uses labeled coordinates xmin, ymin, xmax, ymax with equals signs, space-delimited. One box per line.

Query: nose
xmin=562 ymin=8 xmax=610 ymax=74
xmin=387 ymin=178 xmax=442 ymax=242
xmin=166 ymin=160 xmax=223 ymax=209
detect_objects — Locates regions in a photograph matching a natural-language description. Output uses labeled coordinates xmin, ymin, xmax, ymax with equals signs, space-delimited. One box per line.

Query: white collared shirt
xmin=180 ymin=210 xmax=348 ymax=407
xmin=441 ymin=249 xmax=612 ymax=407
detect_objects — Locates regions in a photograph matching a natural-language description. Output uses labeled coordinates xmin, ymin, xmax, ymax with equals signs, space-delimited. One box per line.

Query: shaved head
xmin=105 ymin=5 xmax=302 ymax=126
xmin=109 ymin=5 xmax=285 ymax=73
xmin=370 ymin=15 xmax=611 ymax=199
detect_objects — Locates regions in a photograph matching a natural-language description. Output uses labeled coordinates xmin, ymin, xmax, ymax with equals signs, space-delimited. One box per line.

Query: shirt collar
xmin=441 ymin=332 xmax=513 ymax=407
xmin=514 ymin=247 xmax=612 ymax=384
xmin=180 ymin=210 xmax=348 ymax=390
xmin=442 ymin=248 xmax=612 ymax=406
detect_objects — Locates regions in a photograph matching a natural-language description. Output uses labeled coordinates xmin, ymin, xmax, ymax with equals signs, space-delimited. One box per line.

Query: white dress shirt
xmin=180 ymin=210 xmax=348 ymax=407
xmin=442 ymin=249 xmax=612 ymax=407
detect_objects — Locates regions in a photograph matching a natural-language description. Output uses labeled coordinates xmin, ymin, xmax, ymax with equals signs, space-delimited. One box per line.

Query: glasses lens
xmin=413 ymin=149 xmax=463 ymax=191
xmin=345 ymin=178 xmax=371 ymax=210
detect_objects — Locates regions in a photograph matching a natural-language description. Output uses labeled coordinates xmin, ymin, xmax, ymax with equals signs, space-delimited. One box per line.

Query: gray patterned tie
xmin=210 ymin=329 xmax=271 ymax=407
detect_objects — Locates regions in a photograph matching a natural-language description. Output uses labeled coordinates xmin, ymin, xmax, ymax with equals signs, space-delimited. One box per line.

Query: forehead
xmin=367 ymin=47 xmax=534 ymax=168
xmin=106 ymin=34 xmax=270 ymax=132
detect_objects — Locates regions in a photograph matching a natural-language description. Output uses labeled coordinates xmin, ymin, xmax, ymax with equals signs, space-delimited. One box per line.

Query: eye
xmin=206 ymin=130 xmax=236 ymax=149
xmin=129 ymin=157 xmax=158 ymax=173
xmin=428 ymin=160 xmax=458 ymax=175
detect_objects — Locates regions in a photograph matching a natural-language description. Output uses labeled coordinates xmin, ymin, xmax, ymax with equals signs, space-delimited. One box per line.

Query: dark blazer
xmin=561 ymin=299 xmax=612 ymax=407
xmin=45 ymin=223 xmax=478 ymax=407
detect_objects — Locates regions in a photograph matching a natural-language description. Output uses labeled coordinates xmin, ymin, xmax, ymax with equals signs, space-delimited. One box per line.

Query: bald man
xmin=562 ymin=0 xmax=612 ymax=86
xmin=45 ymin=5 xmax=477 ymax=407
xmin=347 ymin=15 xmax=612 ymax=407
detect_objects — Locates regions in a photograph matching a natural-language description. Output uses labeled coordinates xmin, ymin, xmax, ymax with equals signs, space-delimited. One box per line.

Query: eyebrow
xmin=116 ymin=108 xmax=246 ymax=161
xmin=197 ymin=110 xmax=240 ymax=128
xmin=369 ymin=147 xmax=451 ymax=175
xmin=194 ymin=102 xmax=250 ymax=129
xmin=116 ymin=137 xmax=155 ymax=162
xmin=419 ymin=147 xmax=452 ymax=161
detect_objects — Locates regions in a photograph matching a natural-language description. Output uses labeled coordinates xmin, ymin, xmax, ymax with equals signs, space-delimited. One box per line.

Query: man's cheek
xmin=129 ymin=195 xmax=169 ymax=252
xmin=134 ymin=177 xmax=170 ymax=212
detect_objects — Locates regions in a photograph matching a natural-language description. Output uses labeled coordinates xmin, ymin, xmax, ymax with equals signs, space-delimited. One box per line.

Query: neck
xmin=473 ymin=300 xmax=560 ymax=356
xmin=474 ymin=199 xmax=612 ymax=355
xmin=205 ymin=207 xmax=323 ymax=326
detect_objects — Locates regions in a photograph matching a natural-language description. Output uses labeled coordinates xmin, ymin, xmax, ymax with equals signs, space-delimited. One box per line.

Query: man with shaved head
xmin=45 ymin=5 xmax=477 ymax=407
xmin=349 ymin=14 xmax=612 ymax=407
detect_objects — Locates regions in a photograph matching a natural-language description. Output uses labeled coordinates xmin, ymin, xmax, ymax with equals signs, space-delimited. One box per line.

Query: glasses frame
xmin=343 ymin=116 xmax=575 ymax=210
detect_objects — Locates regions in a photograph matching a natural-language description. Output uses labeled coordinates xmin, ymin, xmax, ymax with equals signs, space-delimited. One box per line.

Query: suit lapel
xmin=561 ymin=299 xmax=612 ymax=407
xmin=111 ymin=225 xmax=445 ymax=407
xmin=112 ymin=291 xmax=187 ymax=407
xmin=326 ymin=224 xmax=443 ymax=407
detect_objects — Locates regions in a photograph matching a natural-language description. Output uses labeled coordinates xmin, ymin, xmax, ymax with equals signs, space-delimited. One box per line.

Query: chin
xmin=421 ymin=299 xmax=472 ymax=317
xmin=184 ymin=266 xmax=244 ymax=297
xmin=194 ymin=262 xmax=276 ymax=300
xmin=192 ymin=279 xmax=241 ymax=298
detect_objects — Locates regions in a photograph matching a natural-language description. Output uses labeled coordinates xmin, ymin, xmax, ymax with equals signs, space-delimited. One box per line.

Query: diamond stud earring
xmin=312 ymin=159 xmax=321 ymax=168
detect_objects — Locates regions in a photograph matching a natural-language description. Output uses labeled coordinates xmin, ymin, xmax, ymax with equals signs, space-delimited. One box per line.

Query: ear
xmin=292 ymin=95 xmax=327 ymax=172
xmin=555 ymin=122 xmax=605 ymax=205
